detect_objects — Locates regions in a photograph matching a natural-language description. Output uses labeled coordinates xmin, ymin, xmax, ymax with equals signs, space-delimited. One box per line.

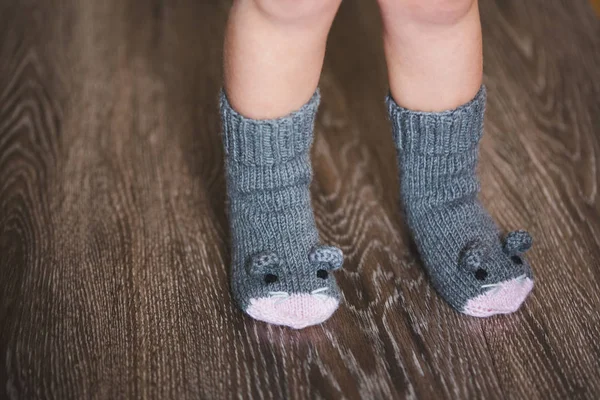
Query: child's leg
xmin=379 ymin=0 xmax=534 ymax=316
xmin=220 ymin=0 xmax=344 ymax=329
xmin=380 ymin=0 xmax=482 ymax=112
xmin=224 ymin=0 xmax=341 ymax=119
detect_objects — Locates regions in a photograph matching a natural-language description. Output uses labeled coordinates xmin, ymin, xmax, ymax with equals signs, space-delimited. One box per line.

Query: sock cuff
xmin=386 ymin=85 xmax=486 ymax=155
xmin=220 ymin=89 xmax=321 ymax=166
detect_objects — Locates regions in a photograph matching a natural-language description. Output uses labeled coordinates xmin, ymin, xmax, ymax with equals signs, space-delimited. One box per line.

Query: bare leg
xmin=223 ymin=0 xmax=341 ymax=119
xmin=378 ymin=0 xmax=482 ymax=111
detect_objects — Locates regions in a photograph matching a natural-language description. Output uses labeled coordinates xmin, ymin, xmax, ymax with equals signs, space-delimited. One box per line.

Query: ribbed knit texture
xmin=387 ymin=86 xmax=534 ymax=315
xmin=220 ymin=90 xmax=343 ymax=328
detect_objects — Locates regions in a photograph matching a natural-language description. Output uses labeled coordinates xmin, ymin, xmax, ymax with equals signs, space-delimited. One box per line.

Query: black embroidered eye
xmin=511 ymin=255 xmax=523 ymax=265
xmin=475 ymin=268 xmax=488 ymax=281
xmin=316 ymin=269 xmax=328 ymax=279
xmin=264 ymin=273 xmax=278 ymax=284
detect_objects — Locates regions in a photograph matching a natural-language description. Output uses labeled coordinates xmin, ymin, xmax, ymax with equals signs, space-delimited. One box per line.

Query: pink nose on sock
xmin=246 ymin=293 xmax=339 ymax=329
xmin=463 ymin=276 xmax=534 ymax=317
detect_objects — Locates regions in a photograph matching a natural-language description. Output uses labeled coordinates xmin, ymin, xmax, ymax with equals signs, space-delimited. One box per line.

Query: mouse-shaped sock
xmin=219 ymin=90 xmax=343 ymax=329
xmin=387 ymin=86 xmax=534 ymax=317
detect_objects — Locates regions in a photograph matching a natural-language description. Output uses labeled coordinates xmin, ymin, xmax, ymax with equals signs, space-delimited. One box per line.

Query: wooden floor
xmin=1 ymin=0 xmax=599 ymax=399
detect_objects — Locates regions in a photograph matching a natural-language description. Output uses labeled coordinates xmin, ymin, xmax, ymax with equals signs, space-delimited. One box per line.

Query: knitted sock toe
xmin=387 ymin=86 xmax=534 ymax=317
xmin=219 ymin=90 xmax=344 ymax=329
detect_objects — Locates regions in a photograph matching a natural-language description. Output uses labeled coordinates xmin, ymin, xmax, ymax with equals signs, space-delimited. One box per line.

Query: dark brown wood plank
xmin=1 ymin=0 xmax=599 ymax=399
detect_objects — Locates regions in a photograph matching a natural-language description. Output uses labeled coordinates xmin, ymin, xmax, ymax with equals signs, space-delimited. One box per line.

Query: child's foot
xmin=387 ymin=86 xmax=534 ymax=317
xmin=220 ymin=90 xmax=344 ymax=329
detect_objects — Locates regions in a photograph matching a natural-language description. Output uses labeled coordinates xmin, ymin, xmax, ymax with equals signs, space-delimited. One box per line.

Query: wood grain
xmin=1 ymin=0 xmax=599 ymax=399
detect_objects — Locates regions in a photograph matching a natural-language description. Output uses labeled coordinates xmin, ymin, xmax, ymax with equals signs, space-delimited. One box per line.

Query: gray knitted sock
xmin=387 ymin=86 xmax=534 ymax=317
xmin=219 ymin=90 xmax=344 ymax=329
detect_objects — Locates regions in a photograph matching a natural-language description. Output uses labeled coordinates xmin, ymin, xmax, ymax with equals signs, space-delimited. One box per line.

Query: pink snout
xmin=463 ymin=275 xmax=534 ymax=317
xmin=246 ymin=293 xmax=339 ymax=329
